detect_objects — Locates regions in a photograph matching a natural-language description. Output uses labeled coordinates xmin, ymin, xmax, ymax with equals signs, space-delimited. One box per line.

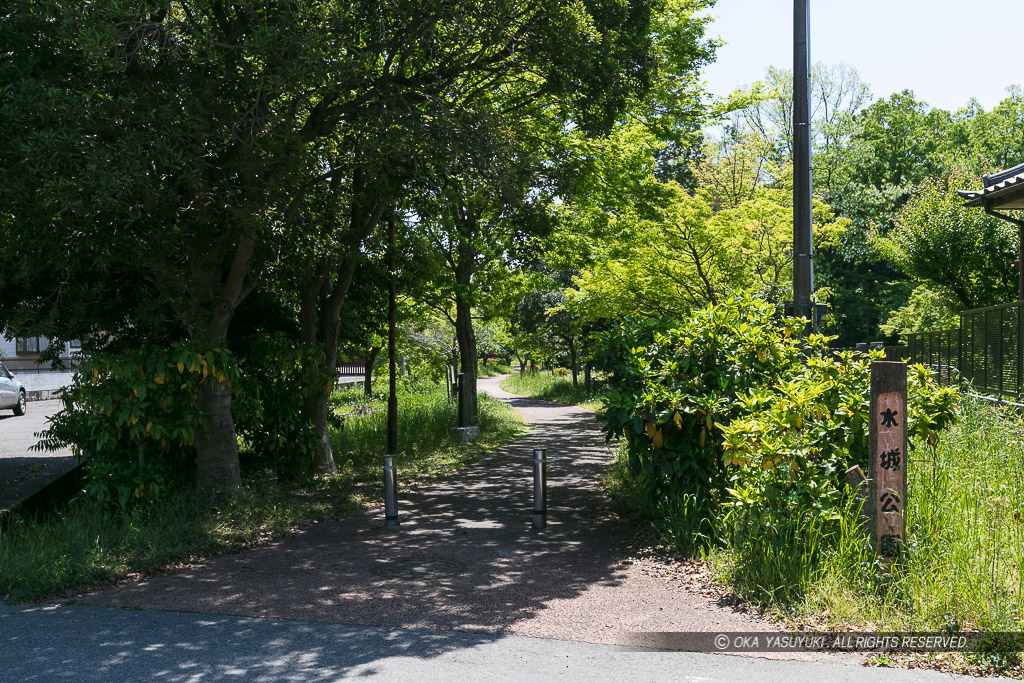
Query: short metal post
xmin=384 ymin=454 xmax=399 ymax=527
xmin=533 ymin=448 xmax=547 ymax=529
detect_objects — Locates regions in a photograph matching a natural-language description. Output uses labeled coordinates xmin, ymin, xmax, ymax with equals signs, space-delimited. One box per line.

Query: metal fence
xmin=905 ymin=301 xmax=1024 ymax=400
xmin=830 ymin=344 xmax=907 ymax=362
xmin=337 ymin=362 xmax=366 ymax=376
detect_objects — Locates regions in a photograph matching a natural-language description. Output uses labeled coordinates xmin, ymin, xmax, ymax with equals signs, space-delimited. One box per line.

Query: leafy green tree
xmin=966 ymin=86 xmax=1024 ymax=170
xmin=836 ymin=90 xmax=962 ymax=194
xmin=409 ymin=116 xmax=556 ymax=426
xmin=561 ymin=125 xmax=847 ymax=323
xmin=879 ymin=285 xmax=960 ymax=342
xmin=722 ymin=62 xmax=871 ymax=193
xmin=475 ymin=318 xmax=513 ymax=366
xmin=3 ymin=3 xmax=369 ymax=493
xmin=871 ymin=168 xmax=1017 ymax=311
xmin=511 ymin=268 xmax=594 ymax=386
xmin=815 ymin=90 xmax=965 ymax=344
xmin=3 ymin=0 xmax=698 ymax=491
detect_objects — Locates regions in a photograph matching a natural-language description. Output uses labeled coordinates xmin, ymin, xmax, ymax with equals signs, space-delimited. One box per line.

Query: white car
xmin=0 ymin=361 xmax=27 ymax=415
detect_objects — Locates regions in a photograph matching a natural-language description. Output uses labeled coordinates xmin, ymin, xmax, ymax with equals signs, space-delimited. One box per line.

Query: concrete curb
xmin=0 ymin=459 xmax=83 ymax=520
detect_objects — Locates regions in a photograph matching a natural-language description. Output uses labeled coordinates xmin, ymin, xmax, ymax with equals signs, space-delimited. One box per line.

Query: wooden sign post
xmin=869 ymin=361 xmax=908 ymax=560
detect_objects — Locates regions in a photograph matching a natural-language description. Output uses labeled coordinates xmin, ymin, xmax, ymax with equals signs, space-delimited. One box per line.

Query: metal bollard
xmin=384 ymin=454 xmax=399 ymax=527
xmin=533 ymin=448 xmax=547 ymax=529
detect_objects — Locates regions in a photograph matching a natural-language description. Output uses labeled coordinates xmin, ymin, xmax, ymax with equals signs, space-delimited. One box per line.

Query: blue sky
xmin=699 ymin=0 xmax=1024 ymax=112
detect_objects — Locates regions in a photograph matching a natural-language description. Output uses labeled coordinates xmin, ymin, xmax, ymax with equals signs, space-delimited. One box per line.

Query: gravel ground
xmin=86 ymin=377 xmax=853 ymax=665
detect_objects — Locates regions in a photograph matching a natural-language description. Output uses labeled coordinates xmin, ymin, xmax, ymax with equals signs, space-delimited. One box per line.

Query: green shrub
xmin=602 ymin=294 xmax=807 ymax=502
xmin=233 ymin=333 xmax=323 ymax=482
xmin=38 ymin=342 xmax=237 ymax=516
xmin=721 ymin=352 xmax=960 ymax=533
xmin=603 ymin=293 xmax=961 ymax=554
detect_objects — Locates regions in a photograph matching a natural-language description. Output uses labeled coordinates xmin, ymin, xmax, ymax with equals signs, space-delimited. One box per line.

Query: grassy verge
xmin=0 ymin=382 xmax=526 ymax=602
xmin=778 ymin=398 xmax=1024 ymax=631
xmin=500 ymin=371 xmax=605 ymax=412
xmin=478 ymin=362 xmax=514 ymax=378
xmin=606 ymin=397 xmax=1024 ymax=674
xmin=0 ymin=476 xmax=359 ymax=603
xmin=330 ymin=380 xmax=528 ymax=491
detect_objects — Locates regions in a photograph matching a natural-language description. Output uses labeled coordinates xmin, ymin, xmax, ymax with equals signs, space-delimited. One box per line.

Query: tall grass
xmin=501 ymin=371 xmax=605 ymax=411
xmin=871 ymin=399 xmax=1024 ymax=631
xmin=0 ymin=476 xmax=360 ymax=602
xmin=330 ymin=381 xmax=526 ymax=486
xmin=478 ymin=361 xmax=514 ymax=378
xmin=782 ymin=398 xmax=1022 ymax=634
xmin=607 ymin=397 xmax=1024 ymax=635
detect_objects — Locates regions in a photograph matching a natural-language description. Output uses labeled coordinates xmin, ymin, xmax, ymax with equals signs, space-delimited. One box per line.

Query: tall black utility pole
xmin=791 ymin=0 xmax=815 ymax=327
xmin=387 ymin=216 xmax=398 ymax=455
xmin=383 ymin=215 xmax=400 ymax=528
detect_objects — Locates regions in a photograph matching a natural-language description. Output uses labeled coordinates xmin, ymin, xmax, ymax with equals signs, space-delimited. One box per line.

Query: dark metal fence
xmin=830 ymin=344 xmax=907 ymax=362
xmin=905 ymin=301 xmax=1024 ymax=400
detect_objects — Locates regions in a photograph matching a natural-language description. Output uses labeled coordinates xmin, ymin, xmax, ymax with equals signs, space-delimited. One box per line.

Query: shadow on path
xmin=80 ymin=376 xmax=802 ymax=677
xmin=91 ymin=377 xmax=630 ymax=637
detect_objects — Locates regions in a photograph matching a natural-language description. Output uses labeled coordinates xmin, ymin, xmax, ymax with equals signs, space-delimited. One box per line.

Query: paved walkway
xmin=0 ymin=603 xmax=983 ymax=682
xmin=88 ymin=376 xmax=781 ymax=645
xmin=2 ymin=378 xmax=988 ymax=680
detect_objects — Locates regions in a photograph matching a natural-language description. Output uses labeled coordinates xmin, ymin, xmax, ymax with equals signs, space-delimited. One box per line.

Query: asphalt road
xmin=0 ymin=603 xmax=992 ymax=683
xmin=0 ymin=398 xmax=63 ymax=454
xmin=0 ymin=399 xmax=75 ymax=510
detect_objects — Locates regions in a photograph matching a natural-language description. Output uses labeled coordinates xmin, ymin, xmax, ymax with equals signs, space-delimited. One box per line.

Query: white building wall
xmin=0 ymin=336 xmax=16 ymax=359
xmin=0 ymin=335 xmax=78 ymax=400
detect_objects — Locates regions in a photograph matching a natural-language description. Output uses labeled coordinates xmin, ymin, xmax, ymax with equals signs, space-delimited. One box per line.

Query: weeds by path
xmin=605 ymin=398 xmax=1024 ymax=676
xmin=478 ymin=362 xmax=514 ymax=378
xmin=501 ymin=372 xmax=605 ymax=412
xmin=330 ymin=381 xmax=527 ymax=493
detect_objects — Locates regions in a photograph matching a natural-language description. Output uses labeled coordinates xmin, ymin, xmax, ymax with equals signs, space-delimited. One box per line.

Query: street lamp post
xmin=789 ymin=0 xmax=815 ymax=329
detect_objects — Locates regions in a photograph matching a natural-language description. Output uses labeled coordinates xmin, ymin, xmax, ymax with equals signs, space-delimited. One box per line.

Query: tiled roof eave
xmin=958 ymin=172 xmax=1024 ymax=207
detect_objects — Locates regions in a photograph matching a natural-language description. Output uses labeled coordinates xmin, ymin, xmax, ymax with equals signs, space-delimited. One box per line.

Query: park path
xmin=88 ymin=376 xmax=801 ymax=650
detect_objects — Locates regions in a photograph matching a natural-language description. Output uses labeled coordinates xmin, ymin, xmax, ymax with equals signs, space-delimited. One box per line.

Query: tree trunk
xmin=584 ymin=362 xmax=592 ymax=391
xmin=299 ymin=275 xmax=333 ymax=477
xmin=364 ymin=345 xmax=381 ymax=396
xmin=187 ymin=233 xmax=257 ymax=497
xmin=568 ymin=336 xmax=578 ymax=388
xmin=304 ymin=393 xmax=334 ymax=475
xmin=196 ymin=378 xmax=243 ymax=495
xmin=454 ymin=292 xmax=478 ymax=427
xmin=298 ymin=157 xmax=389 ymax=477
xmin=299 ymin=259 xmax=359 ymax=477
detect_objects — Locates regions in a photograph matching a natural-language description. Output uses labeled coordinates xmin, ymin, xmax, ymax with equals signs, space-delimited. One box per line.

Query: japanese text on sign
xmin=874 ymin=391 xmax=905 ymax=558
